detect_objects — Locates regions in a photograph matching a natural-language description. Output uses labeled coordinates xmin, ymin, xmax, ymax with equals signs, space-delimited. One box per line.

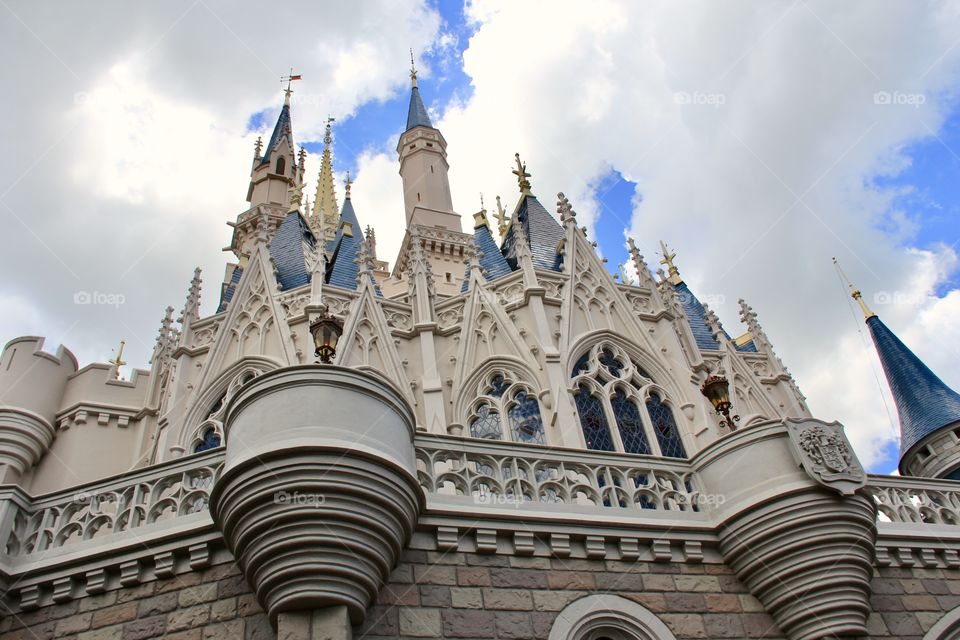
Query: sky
xmin=1 ymin=0 xmax=960 ymax=474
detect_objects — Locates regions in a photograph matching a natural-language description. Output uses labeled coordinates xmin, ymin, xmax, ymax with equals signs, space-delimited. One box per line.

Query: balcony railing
xmin=865 ymin=473 xmax=960 ymax=526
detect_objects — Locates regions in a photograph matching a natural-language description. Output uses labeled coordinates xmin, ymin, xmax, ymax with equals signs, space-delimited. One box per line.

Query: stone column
xmin=210 ymin=365 xmax=423 ymax=636
xmin=693 ymin=418 xmax=876 ymax=640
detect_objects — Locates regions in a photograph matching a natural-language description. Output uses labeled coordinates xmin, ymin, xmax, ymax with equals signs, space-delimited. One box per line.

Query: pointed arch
xmin=176 ymin=355 xmax=283 ymax=454
xmin=457 ymin=357 xmax=547 ymax=445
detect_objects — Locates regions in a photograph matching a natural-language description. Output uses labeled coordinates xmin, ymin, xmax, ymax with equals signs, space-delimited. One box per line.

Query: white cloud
xmin=380 ymin=0 xmax=960 ymax=470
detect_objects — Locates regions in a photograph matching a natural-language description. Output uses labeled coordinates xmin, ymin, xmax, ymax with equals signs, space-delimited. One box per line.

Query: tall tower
xmin=247 ymin=86 xmax=299 ymax=210
xmin=396 ymin=58 xmax=459 ymax=230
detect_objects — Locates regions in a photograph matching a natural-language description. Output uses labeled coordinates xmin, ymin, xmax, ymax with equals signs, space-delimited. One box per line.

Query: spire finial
xmin=513 ymin=153 xmax=532 ymax=194
xmin=557 ymin=192 xmax=577 ymax=225
xmin=494 ymin=195 xmax=509 ymax=238
xmin=281 ymin=68 xmax=302 ymax=106
xmin=659 ymin=240 xmax=682 ymax=285
xmin=108 ymin=340 xmax=127 ymax=380
xmin=254 ymin=136 xmax=263 ymax=158
xmin=344 ymin=171 xmax=352 ymax=199
xmin=409 ymin=49 xmax=418 ymax=88
xmin=325 ymin=116 xmax=335 ymax=145
xmin=833 ymin=257 xmax=876 ymax=319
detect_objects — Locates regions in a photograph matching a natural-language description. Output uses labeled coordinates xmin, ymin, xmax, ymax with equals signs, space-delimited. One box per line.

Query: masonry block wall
xmin=3 ymin=557 xmax=960 ymax=639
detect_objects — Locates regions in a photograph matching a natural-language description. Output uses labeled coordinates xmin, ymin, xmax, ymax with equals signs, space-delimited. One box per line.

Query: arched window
xmin=548 ymin=594 xmax=678 ymax=640
xmin=570 ymin=343 xmax=687 ymax=459
xmin=469 ymin=372 xmax=545 ymax=445
xmin=275 ymin=156 xmax=286 ymax=175
xmin=193 ymin=427 xmax=221 ymax=453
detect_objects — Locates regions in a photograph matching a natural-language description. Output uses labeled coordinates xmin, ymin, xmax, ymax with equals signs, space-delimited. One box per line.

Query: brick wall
xmin=4 ymin=557 xmax=960 ymax=639
xmin=0 ymin=563 xmax=271 ymax=640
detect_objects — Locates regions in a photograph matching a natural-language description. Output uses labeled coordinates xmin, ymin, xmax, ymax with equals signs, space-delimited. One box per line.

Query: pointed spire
xmin=513 ymin=153 xmax=532 ymax=194
xmin=495 ymin=195 xmax=509 ymax=238
xmin=355 ymin=239 xmax=377 ymax=288
xmin=365 ymin=225 xmax=378 ymax=260
xmin=281 ymin=68 xmax=301 ymax=107
xmin=738 ymin=299 xmax=771 ymax=351
xmin=557 ymin=192 xmax=577 ymax=226
xmin=627 ymin=238 xmax=659 ymax=290
xmin=182 ymin=267 xmax=202 ymax=323
xmin=312 ymin=117 xmax=340 ymax=241
xmin=405 ymin=54 xmax=432 ymax=131
xmin=659 ymin=240 xmax=683 ymax=285
xmin=833 ymin=257 xmax=876 ymax=319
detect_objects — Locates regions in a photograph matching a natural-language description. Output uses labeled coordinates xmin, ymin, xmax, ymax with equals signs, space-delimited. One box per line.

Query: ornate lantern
xmin=309 ymin=312 xmax=343 ymax=364
xmin=700 ymin=375 xmax=740 ymax=430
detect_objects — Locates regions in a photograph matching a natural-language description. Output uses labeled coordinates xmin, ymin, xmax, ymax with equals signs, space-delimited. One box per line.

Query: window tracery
xmin=570 ymin=343 xmax=686 ymax=459
xmin=468 ymin=371 xmax=545 ymax=445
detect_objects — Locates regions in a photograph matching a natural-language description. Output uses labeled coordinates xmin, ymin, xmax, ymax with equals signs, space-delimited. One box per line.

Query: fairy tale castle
xmin=3 ymin=67 xmax=960 ymax=640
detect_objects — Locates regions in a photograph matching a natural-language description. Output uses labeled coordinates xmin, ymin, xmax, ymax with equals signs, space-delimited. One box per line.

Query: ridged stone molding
xmin=0 ymin=409 xmax=56 ymax=482
xmin=694 ymin=419 xmax=877 ymax=640
xmin=210 ymin=365 xmax=423 ymax=625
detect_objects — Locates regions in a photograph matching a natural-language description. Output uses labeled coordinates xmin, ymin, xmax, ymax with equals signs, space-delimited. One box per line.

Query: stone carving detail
xmin=278 ymin=292 xmax=311 ymax=320
xmin=495 ymin=282 xmax=525 ymax=307
xmin=5 ymin=454 xmax=223 ymax=557
xmin=324 ymin=294 xmax=352 ymax=317
xmin=385 ymin=309 xmax=414 ymax=332
xmin=626 ymin=292 xmax=654 ymax=315
xmin=866 ymin=476 xmax=960 ymax=525
xmin=416 ymin=437 xmax=701 ymax=512
xmin=437 ymin=303 xmax=465 ymax=331
xmin=785 ymin=418 xmax=865 ymax=495
xmin=191 ymin=322 xmax=220 ymax=348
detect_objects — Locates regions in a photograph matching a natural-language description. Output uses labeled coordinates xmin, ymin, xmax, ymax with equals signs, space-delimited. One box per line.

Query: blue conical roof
xmin=406 ymin=86 xmax=433 ymax=131
xmin=867 ymin=315 xmax=960 ymax=466
xmin=326 ymin=198 xmax=362 ymax=290
xmin=260 ymin=103 xmax=292 ymax=166
xmin=501 ymin=195 xmax=564 ymax=272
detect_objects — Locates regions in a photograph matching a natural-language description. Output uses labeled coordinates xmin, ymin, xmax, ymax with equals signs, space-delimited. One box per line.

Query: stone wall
xmin=3 ymin=557 xmax=960 ymax=640
xmin=0 ymin=563 xmax=271 ymax=640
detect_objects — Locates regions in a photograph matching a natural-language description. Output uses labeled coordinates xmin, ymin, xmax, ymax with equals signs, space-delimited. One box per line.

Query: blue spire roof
xmin=217 ymin=265 xmax=243 ymax=313
xmin=325 ymin=196 xmax=382 ymax=294
xmin=269 ymin=211 xmax=315 ymax=290
xmin=866 ymin=315 xmax=960 ymax=464
xmin=501 ymin=195 xmax=564 ymax=272
xmin=475 ymin=224 xmax=513 ymax=281
xmin=260 ymin=103 xmax=292 ymax=166
xmin=405 ymin=86 xmax=433 ymax=131
xmin=674 ymin=282 xmax=721 ymax=351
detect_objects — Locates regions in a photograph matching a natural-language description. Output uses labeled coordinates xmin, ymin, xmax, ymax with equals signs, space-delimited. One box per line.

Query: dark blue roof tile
xmin=260 ymin=104 xmax=292 ymax=166
xmin=673 ymin=283 xmax=722 ymax=351
xmin=326 ymin=198 xmax=363 ymax=290
xmin=406 ymin=86 xmax=433 ymax=131
xmin=474 ymin=224 xmax=513 ymax=281
xmin=269 ymin=211 xmax=315 ymax=291
xmin=867 ymin=315 xmax=960 ymax=463
xmin=501 ymin=195 xmax=564 ymax=272
xmin=217 ymin=265 xmax=243 ymax=313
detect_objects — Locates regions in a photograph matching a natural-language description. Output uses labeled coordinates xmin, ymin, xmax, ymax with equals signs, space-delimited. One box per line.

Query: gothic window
xmin=570 ymin=343 xmax=687 ymax=459
xmin=275 ymin=156 xmax=286 ymax=175
xmin=468 ymin=372 xmax=546 ymax=445
xmin=193 ymin=427 xmax=221 ymax=453
xmin=646 ymin=393 xmax=687 ymax=459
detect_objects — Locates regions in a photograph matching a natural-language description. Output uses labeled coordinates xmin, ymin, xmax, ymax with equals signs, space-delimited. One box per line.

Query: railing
xmin=866 ymin=473 xmax=960 ymax=526
xmin=415 ymin=434 xmax=703 ymax=513
xmin=3 ymin=449 xmax=224 ymax=559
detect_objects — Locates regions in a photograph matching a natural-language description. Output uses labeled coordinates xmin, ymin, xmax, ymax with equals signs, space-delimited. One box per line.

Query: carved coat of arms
xmin=784 ymin=418 xmax=866 ymax=495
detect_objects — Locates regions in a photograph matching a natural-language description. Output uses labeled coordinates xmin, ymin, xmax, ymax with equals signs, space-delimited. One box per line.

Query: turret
xmin=837 ymin=259 xmax=960 ymax=478
xmin=396 ymin=55 xmax=459 ymax=230
xmin=247 ymin=84 xmax=299 ymax=210
xmin=0 ymin=337 xmax=78 ymax=483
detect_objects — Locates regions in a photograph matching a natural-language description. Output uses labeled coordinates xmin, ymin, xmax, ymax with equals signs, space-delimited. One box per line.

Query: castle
xmin=2 ymin=68 xmax=960 ymax=640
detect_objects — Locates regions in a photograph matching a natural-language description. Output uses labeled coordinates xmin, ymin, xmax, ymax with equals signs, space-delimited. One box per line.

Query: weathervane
xmin=512 ymin=153 xmax=532 ymax=194
xmin=409 ymin=49 xmax=418 ymax=87
xmin=281 ymin=68 xmax=302 ymax=104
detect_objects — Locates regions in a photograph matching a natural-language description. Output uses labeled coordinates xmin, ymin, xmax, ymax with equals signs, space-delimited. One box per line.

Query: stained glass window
xmin=488 ymin=374 xmax=509 ymax=398
xmin=574 ymin=384 xmax=614 ymax=451
xmin=646 ymin=394 xmax=687 ymax=459
xmin=612 ymin=389 xmax=650 ymax=455
xmin=508 ymin=390 xmax=545 ymax=444
xmin=194 ymin=427 xmax=221 ymax=453
xmin=599 ymin=348 xmax=624 ymax=378
xmin=572 ymin=353 xmax=590 ymax=377
xmin=470 ymin=403 xmax=503 ymax=440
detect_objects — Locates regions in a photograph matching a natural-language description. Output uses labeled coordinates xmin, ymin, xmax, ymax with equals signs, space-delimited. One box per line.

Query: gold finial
xmin=409 ymin=49 xmax=418 ymax=88
xmin=833 ymin=257 xmax=876 ymax=319
xmin=325 ymin=116 xmax=335 ymax=145
xmin=512 ymin=153 xmax=532 ymax=194
xmin=659 ymin=240 xmax=682 ymax=285
xmin=108 ymin=340 xmax=127 ymax=380
xmin=280 ymin=68 xmax=301 ymax=106
xmin=344 ymin=171 xmax=352 ymax=199
xmin=494 ymin=195 xmax=509 ymax=238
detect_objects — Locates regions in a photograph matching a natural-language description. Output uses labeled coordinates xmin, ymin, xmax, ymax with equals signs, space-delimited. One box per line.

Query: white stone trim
xmin=548 ymin=594 xmax=677 ymax=640
xmin=925 ymin=605 xmax=960 ymax=640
